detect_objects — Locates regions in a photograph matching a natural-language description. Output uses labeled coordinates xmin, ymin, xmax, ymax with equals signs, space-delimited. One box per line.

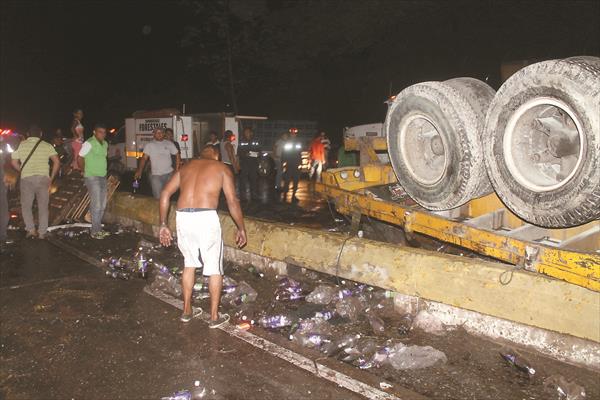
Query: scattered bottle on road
xmin=306 ymin=285 xmax=337 ymax=304
xmin=259 ymin=314 xmax=295 ymax=329
xmin=500 ymin=348 xmax=536 ymax=377
xmin=161 ymin=389 xmax=191 ymax=400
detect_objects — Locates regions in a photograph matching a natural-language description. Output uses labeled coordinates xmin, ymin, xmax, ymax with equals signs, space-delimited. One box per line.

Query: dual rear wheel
xmin=385 ymin=56 xmax=600 ymax=227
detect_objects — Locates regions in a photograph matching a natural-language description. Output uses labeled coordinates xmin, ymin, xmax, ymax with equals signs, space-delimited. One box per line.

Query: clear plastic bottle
xmin=258 ymin=314 xmax=295 ymax=329
xmin=499 ymin=348 xmax=536 ymax=377
xmin=366 ymin=314 xmax=385 ymax=335
xmin=306 ymin=285 xmax=337 ymax=304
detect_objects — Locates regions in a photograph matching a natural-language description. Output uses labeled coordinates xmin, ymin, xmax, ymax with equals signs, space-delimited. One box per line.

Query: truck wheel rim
xmin=503 ymin=97 xmax=585 ymax=193
xmin=398 ymin=114 xmax=447 ymax=186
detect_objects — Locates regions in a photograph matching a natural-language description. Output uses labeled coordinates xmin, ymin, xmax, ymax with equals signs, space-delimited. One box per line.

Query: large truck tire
xmin=385 ymin=78 xmax=495 ymax=210
xmin=483 ymin=56 xmax=600 ymax=228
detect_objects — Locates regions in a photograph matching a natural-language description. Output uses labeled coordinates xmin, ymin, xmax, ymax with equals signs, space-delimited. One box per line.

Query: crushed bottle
xmin=290 ymin=332 xmax=332 ymax=349
xmin=228 ymin=281 xmax=258 ymax=306
xmin=161 ymin=389 xmax=191 ymax=400
xmin=258 ymin=314 xmax=296 ymax=329
xmin=387 ymin=343 xmax=447 ymax=370
xmin=306 ymin=285 xmax=337 ymax=305
xmin=247 ymin=265 xmax=265 ymax=279
xmin=500 ymin=348 xmax=536 ymax=377
xmin=544 ymin=375 xmax=587 ymax=399
xmin=366 ymin=313 xmax=385 ymax=335
xmin=335 ymin=297 xmax=363 ymax=320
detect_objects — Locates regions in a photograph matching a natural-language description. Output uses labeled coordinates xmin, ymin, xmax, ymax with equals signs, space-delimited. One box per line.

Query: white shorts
xmin=176 ymin=209 xmax=223 ymax=275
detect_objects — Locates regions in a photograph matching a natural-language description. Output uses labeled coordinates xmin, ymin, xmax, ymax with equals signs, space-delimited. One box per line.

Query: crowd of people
xmin=0 ymin=108 xmax=339 ymax=247
xmin=0 ymin=113 xmax=339 ymax=327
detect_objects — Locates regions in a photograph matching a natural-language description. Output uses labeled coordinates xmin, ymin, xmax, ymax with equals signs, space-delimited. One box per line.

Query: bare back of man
xmin=158 ymin=146 xmax=246 ymax=327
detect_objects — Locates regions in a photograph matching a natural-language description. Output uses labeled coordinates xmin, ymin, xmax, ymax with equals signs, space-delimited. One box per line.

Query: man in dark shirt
xmin=282 ymin=129 xmax=303 ymax=201
xmin=237 ymin=127 xmax=260 ymax=201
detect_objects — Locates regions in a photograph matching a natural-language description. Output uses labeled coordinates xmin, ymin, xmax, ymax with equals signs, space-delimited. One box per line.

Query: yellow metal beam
xmin=316 ymin=181 xmax=600 ymax=292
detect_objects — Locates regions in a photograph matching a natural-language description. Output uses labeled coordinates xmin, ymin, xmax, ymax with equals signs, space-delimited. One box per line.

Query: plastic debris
xmin=322 ymin=333 xmax=361 ymax=357
xmin=335 ymin=297 xmax=363 ymax=320
xmin=379 ymin=382 xmax=392 ymax=390
xmin=387 ymin=343 xmax=447 ymax=370
xmin=247 ymin=265 xmax=265 ymax=279
xmin=228 ymin=281 xmax=258 ymax=306
xmin=397 ymin=314 xmax=413 ymax=335
xmin=499 ymin=348 xmax=536 ymax=377
xmin=366 ymin=313 xmax=385 ymax=335
xmin=544 ymin=375 xmax=587 ymax=399
xmin=306 ymin=285 xmax=337 ymax=305
xmin=413 ymin=309 xmax=445 ymax=335
xmin=150 ymin=263 xmax=182 ymax=298
xmin=290 ymin=332 xmax=332 ymax=348
xmin=161 ymin=389 xmax=191 ymax=400
xmin=259 ymin=314 xmax=295 ymax=329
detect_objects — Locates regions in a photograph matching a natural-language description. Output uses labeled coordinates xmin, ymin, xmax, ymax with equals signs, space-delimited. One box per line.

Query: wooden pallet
xmin=49 ymin=174 xmax=120 ymax=225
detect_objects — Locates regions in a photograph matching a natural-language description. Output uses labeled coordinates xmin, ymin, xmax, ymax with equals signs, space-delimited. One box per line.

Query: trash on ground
xmin=544 ymin=374 xmax=587 ymax=399
xmin=306 ymin=284 xmax=337 ymax=304
xmin=161 ymin=389 xmax=191 ymax=400
xmin=500 ymin=347 xmax=536 ymax=377
xmin=412 ymin=309 xmax=445 ymax=335
xmin=387 ymin=343 xmax=447 ymax=370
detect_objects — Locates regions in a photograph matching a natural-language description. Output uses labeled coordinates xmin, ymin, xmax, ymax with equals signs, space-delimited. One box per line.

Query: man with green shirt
xmin=78 ymin=123 xmax=109 ymax=239
xmin=10 ymin=125 xmax=60 ymax=239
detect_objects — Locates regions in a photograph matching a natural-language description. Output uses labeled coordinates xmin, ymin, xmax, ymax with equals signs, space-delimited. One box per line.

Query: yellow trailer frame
xmin=316 ymin=138 xmax=600 ymax=291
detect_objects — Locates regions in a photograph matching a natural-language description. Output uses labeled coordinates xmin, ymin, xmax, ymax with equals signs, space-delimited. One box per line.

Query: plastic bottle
xmin=367 ymin=314 xmax=385 ymax=335
xmin=290 ymin=332 xmax=332 ymax=348
xmin=388 ymin=343 xmax=447 ymax=370
xmin=222 ymin=276 xmax=238 ymax=294
xmin=544 ymin=374 xmax=586 ymax=399
xmin=306 ymin=285 xmax=337 ymax=304
xmin=258 ymin=314 xmax=295 ymax=329
xmin=335 ymin=297 xmax=362 ymax=320
xmin=313 ymin=310 xmax=335 ymax=321
xmin=248 ymin=266 xmax=265 ymax=279
xmin=499 ymin=348 xmax=536 ymax=377
xmin=132 ymin=179 xmax=140 ymax=194
xmin=161 ymin=389 xmax=191 ymax=400
xmin=106 ymin=270 xmax=130 ymax=280
xmin=277 ymin=276 xmax=301 ymax=289
xmin=397 ymin=314 xmax=413 ymax=335
xmin=275 ymin=291 xmax=305 ymax=301
xmin=136 ymin=247 xmax=148 ymax=279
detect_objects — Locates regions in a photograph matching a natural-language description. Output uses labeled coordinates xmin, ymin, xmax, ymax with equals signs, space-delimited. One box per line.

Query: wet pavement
xmin=0 ymin=237 xmax=366 ymax=400
xmin=3 ymin=227 xmax=599 ymax=400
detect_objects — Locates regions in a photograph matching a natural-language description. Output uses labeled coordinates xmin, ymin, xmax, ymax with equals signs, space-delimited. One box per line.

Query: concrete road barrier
xmin=105 ymin=192 xmax=600 ymax=368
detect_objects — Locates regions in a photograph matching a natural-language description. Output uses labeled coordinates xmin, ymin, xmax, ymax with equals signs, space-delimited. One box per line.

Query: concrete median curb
xmin=105 ymin=192 xmax=600 ymax=369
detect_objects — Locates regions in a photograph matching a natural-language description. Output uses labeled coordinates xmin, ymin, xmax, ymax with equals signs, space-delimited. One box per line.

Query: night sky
xmin=1 ymin=0 xmax=599 ymax=142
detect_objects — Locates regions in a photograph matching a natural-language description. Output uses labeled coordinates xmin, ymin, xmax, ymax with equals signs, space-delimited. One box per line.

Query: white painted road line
xmin=49 ymin=237 xmax=422 ymax=400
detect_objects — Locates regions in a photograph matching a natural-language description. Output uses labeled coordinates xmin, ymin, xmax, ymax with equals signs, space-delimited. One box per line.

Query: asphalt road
xmin=0 ymin=238 xmax=364 ymax=400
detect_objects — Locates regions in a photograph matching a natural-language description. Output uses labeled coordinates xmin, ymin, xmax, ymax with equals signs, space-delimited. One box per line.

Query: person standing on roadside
xmin=10 ymin=125 xmax=60 ymax=239
xmin=237 ymin=127 xmax=260 ymax=201
xmin=70 ymin=109 xmax=84 ymax=172
xmin=1 ymin=137 xmax=13 ymax=247
xmin=78 ymin=123 xmax=109 ymax=239
xmin=273 ymin=132 xmax=288 ymax=191
xmin=158 ymin=145 xmax=247 ymax=327
xmin=319 ymin=131 xmax=331 ymax=170
xmin=309 ymin=132 xmax=326 ymax=183
xmin=206 ymin=131 xmax=221 ymax=159
xmin=282 ymin=129 xmax=303 ymax=200
xmin=220 ymin=130 xmax=239 ymax=175
xmin=134 ymin=128 xmax=180 ymax=199
xmin=165 ymin=128 xmax=181 ymax=171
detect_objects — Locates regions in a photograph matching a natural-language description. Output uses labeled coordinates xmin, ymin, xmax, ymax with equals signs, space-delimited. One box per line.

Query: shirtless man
xmin=158 ymin=146 xmax=247 ymax=327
